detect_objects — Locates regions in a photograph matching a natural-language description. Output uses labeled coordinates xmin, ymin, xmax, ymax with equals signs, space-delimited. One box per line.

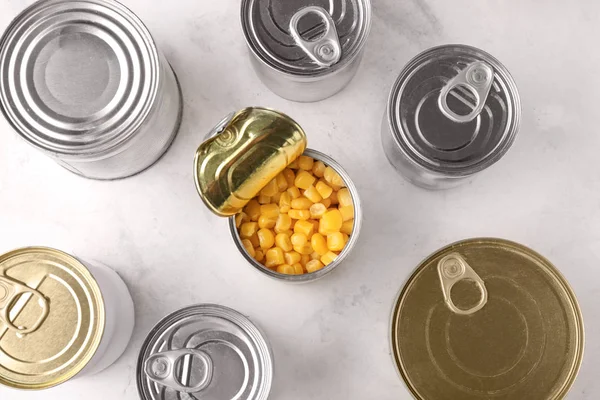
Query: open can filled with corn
xmin=194 ymin=107 xmax=362 ymax=282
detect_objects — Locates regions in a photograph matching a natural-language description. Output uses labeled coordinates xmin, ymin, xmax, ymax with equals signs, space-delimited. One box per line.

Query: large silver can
xmin=241 ymin=0 xmax=372 ymax=102
xmin=0 ymin=0 xmax=182 ymax=180
xmin=381 ymin=45 xmax=521 ymax=189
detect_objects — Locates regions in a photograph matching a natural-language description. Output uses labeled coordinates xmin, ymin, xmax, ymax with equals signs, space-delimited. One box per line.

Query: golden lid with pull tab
xmin=194 ymin=107 xmax=307 ymax=216
xmin=0 ymin=247 xmax=104 ymax=390
xmin=391 ymin=238 xmax=584 ymax=400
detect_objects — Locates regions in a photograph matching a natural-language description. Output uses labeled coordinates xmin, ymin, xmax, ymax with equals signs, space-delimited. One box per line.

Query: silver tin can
xmin=381 ymin=45 xmax=521 ymax=189
xmin=229 ymin=149 xmax=363 ymax=283
xmin=0 ymin=0 xmax=182 ymax=180
xmin=241 ymin=0 xmax=372 ymax=102
xmin=137 ymin=304 xmax=273 ymax=400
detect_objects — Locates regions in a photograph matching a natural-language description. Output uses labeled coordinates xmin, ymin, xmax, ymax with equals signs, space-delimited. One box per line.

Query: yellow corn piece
xmin=300 ymin=254 xmax=310 ymax=266
xmin=284 ymin=251 xmax=301 ymax=265
xmin=310 ymin=252 xmax=320 ymax=260
xmin=260 ymin=179 xmax=278 ymax=197
xmin=283 ymin=168 xmax=295 ymax=187
xmin=271 ymin=191 xmax=282 ymax=204
xmin=258 ymin=215 xmax=277 ymax=229
xmin=292 ymin=263 xmax=304 ymax=275
xmin=257 ymin=228 xmax=275 ymax=250
xmin=312 ymin=161 xmax=326 ymax=178
xmin=342 ymin=233 xmax=349 ymax=243
xmin=240 ymin=222 xmax=258 ymax=238
xmin=241 ymin=239 xmax=255 ymax=258
xmin=298 ymin=155 xmax=314 ymax=171
xmin=254 ymin=249 xmax=264 ymax=263
xmin=288 ymin=159 xmax=299 ymax=169
xmin=309 ymin=219 xmax=320 ymax=235
xmin=291 ymin=232 xmax=308 ymax=247
xmin=275 ymin=233 xmax=293 ymax=252
xmin=327 ymin=232 xmax=345 ymax=252
xmin=258 ymin=194 xmax=271 ymax=204
xmin=275 ymin=173 xmax=288 ymax=191
xmin=278 ymin=192 xmax=291 ymax=213
xmin=320 ymin=209 xmax=343 ymax=234
xmin=339 ymin=205 xmax=354 ymax=222
xmin=294 ymin=243 xmax=313 ymax=255
xmin=340 ymin=219 xmax=354 ymax=235
xmin=291 ymin=197 xmax=313 ymax=210
xmin=244 ymin=199 xmax=261 ymax=221
xmin=309 ymin=203 xmax=327 ymax=219
xmin=303 ymin=185 xmax=322 ymax=203
xmin=294 ymin=220 xmax=314 ymax=237
xmin=315 ymin=181 xmax=333 ymax=199
xmin=329 ymin=191 xmax=338 ymax=205
xmin=235 ymin=212 xmax=248 ymax=228
xmin=321 ymin=197 xmax=331 ymax=208
xmin=321 ymin=251 xmax=338 ymax=266
xmin=306 ymin=259 xmax=324 ymax=273
xmin=276 ymin=264 xmax=295 ymax=275
xmin=337 ymin=188 xmax=352 ymax=208
xmin=275 ymin=214 xmax=292 ymax=233
xmin=287 ymin=186 xmax=301 ymax=199
xmin=294 ymin=170 xmax=316 ymax=190
xmin=288 ymin=209 xmax=310 ymax=220
xmin=311 ymin=233 xmax=328 ymax=256
xmin=249 ymin=233 xmax=259 ymax=248
xmin=260 ymin=203 xmax=280 ymax=219
xmin=324 ymin=166 xmax=345 ymax=188
xmin=265 ymin=247 xmax=285 ymax=268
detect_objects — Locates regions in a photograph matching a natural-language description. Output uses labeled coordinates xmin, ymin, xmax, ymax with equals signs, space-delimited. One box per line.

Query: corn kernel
xmin=292 ymin=263 xmax=304 ymax=274
xmin=249 ymin=233 xmax=260 ymax=248
xmin=277 ymin=264 xmax=295 ymax=275
xmin=342 ymin=233 xmax=349 ymax=243
xmin=312 ymin=161 xmax=326 ymax=178
xmin=282 ymin=230 xmax=293 ymax=237
xmin=240 ymin=222 xmax=258 ymax=238
xmin=306 ymin=259 xmax=324 ymax=273
xmin=340 ymin=219 xmax=354 ymax=235
xmin=309 ymin=219 xmax=320 ymax=234
xmin=321 ymin=251 xmax=338 ymax=266
xmin=315 ymin=181 xmax=333 ymax=199
xmin=275 ymin=214 xmax=292 ymax=233
xmin=260 ymin=179 xmax=278 ymax=197
xmin=244 ymin=200 xmax=261 ymax=221
xmin=327 ymin=232 xmax=345 ymax=251
xmin=294 ymin=220 xmax=314 ymax=237
xmin=275 ymin=233 xmax=293 ymax=252
xmin=310 ymin=252 xmax=321 ymax=260
xmin=298 ymin=155 xmax=314 ymax=170
xmin=288 ymin=209 xmax=310 ymax=220
xmin=254 ymin=249 xmax=264 ymax=263
xmin=271 ymin=191 xmax=282 ymax=204
xmin=279 ymin=192 xmax=291 ymax=213
xmin=241 ymin=239 xmax=255 ymax=258
xmin=300 ymin=254 xmax=310 ymax=266
xmin=309 ymin=203 xmax=327 ymax=219
xmin=288 ymin=159 xmax=299 ymax=169
xmin=291 ymin=197 xmax=313 ymax=210
xmin=329 ymin=191 xmax=338 ymax=205
xmin=260 ymin=203 xmax=280 ymax=219
xmin=284 ymin=251 xmax=301 ymax=265
xmin=258 ymin=215 xmax=277 ymax=229
xmin=275 ymin=173 xmax=288 ymax=191
xmin=283 ymin=168 xmax=295 ymax=187
xmin=291 ymin=232 xmax=308 ymax=247
xmin=294 ymin=243 xmax=313 ymax=255
xmin=337 ymin=188 xmax=352 ymax=208
xmin=339 ymin=205 xmax=354 ymax=222
xmin=324 ymin=166 xmax=345 ymax=188
xmin=303 ymin=185 xmax=322 ymax=203
xmin=258 ymin=228 xmax=275 ymax=249
xmin=265 ymin=247 xmax=285 ymax=268
xmin=258 ymin=194 xmax=271 ymax=204
xmin=311 ymin=233 xmax=328 ymax=256
xmin=295 ymin=170 xmax=316 ymax=190
xmin=321 ymin=197 xmax=331 ymax=208
xmin=287 ymin=186 xmax=301 ymax=199
xmin=320 ymin=209 xmax=343 ymax=234
xmin=235 ymin=212 xmax=248 ymax=228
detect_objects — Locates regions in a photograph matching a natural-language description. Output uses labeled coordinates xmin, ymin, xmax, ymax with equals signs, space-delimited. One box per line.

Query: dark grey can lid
xmin=241 ymin=0 xmax=371 ymax=76
xmin=388 ymin=45 xmax=521 ymax=177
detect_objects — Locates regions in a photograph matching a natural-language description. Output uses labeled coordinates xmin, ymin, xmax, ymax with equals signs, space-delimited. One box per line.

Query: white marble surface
xmin=1 ymin=0 xmax=599 ymax=399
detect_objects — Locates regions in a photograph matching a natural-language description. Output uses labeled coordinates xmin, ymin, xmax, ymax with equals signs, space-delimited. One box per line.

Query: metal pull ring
xmin=0 ymin=275 xmax=49 ymax=335
xmin=289 ymin=6 xmax=341 ymax=67
xmin=438 ymin=61 xmax=494 ymax=123
xmin=145 ymin=348 xmax=214 ymax=393
xmin=437 ymin=253 xmax=488 ymax=315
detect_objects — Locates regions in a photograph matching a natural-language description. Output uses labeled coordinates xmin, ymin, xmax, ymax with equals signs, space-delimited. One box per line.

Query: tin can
xmin=137 ymin=304 xmax=273 ymax=400
xmin=0 ymin=0 xmax=182 ymax=180
xmin=0 ymin=247 xmax=135 ymax=390
xmin=241 ymin=0 xmax=372 ymax=102
xmin=390 ymin=238 xmax=584 ymax=400
xmin=381 ymin=45 xmax=521 ymax=189
xmin=195 ymin=108 xmax=362 ymax=282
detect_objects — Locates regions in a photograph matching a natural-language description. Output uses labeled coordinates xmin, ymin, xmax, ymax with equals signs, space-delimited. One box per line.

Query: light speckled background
xmin=1 ymin=0 xmax=599 ymax=399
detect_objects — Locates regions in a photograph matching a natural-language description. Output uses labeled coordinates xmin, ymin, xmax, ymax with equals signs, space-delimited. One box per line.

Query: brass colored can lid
xmin=391 ymin=238 xmax=584 ymax=400
xmin=0 ymin=247 xmax=105 ymax=390
xmin=194 ymin=107 xmax=307 ymax=216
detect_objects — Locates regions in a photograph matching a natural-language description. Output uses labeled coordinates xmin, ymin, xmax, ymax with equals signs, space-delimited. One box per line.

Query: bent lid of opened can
xmin=387 ymin=45 xmax=521 ymax=177
xmin=0 ymin=247 xmax=105 ymax=390
xmin=241 ymin=0 xmax=371 ymax=76
xmin=137 ymin=304 xmax=273 ymax=400
xmin=390 ymin=238 xmax=584 ymax=400
xmin=0 ymin=0 xmax=160 ymax=157
xmin=194 ymin=107 xmax=307 ymax=217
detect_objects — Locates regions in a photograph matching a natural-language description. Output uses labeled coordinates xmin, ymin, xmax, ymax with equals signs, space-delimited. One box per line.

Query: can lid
xmin=0 ymin=0 xmax=159 ymax=157
xmin=241 ymin=0 xmax=371 ymax=75
xmin=194 ymin=107 xmax=307 ymax=217
xmin=391 ymin=238 xmax=584 ymax=400
xmin=137 ymin=304 xmax=273 ymax=400
xmin=388 ymin=45 xmax=521 ymax=176
xmin=0 ymin=247 xmax=104 ymax=390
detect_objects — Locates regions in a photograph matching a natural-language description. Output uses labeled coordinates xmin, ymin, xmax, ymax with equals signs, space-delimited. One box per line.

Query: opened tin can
xmin=0 ymin=0 xmax=182 ymax=180
xmin=0 ymin=247 xmax=135 ymax=390
xmin=381 ymin=45 xmax=521 ymax=189
xmin=194 ymin=107 xmax=362 ymax=282
xmin=390 ymin=238 xmax=584 ymax=400
xmin=241 ymin=0 xmax=372 ymax=102
xmin=137 ymin=304 xmax=273 ymax=400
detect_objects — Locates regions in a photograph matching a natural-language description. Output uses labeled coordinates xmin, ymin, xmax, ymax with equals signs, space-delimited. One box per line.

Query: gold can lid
xmin=0 ymin=247 xmax=104 ymax=390
xmin=391 ymin=238 xmax=584 ymax=400
xmin=194 ymin=107 xmax=307 ymax=216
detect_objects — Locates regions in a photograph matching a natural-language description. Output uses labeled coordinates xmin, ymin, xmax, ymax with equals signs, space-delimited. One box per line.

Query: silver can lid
xmin=388 ymin=45 xmax=521 ymax=177
xmin=241 ymin=0 xmax=371 ymax=75
xmin=0 ymin=0 xmax=159 ymax=156
xmin=137 ymin=304 xmax=273 ymax=400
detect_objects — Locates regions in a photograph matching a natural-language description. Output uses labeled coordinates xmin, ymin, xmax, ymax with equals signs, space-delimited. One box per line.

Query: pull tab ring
xmin=145 ymin=348 xmax=214 ymax=393
xmin=437 ymin=253 xmax=488 ymax=315
xmin=289 ymin=6 xmax=341 ymax=67
xmin=0 ymin=275 xmax=49 ymax=335
xmin=438 ymin=61 xmax=494 ymax=123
